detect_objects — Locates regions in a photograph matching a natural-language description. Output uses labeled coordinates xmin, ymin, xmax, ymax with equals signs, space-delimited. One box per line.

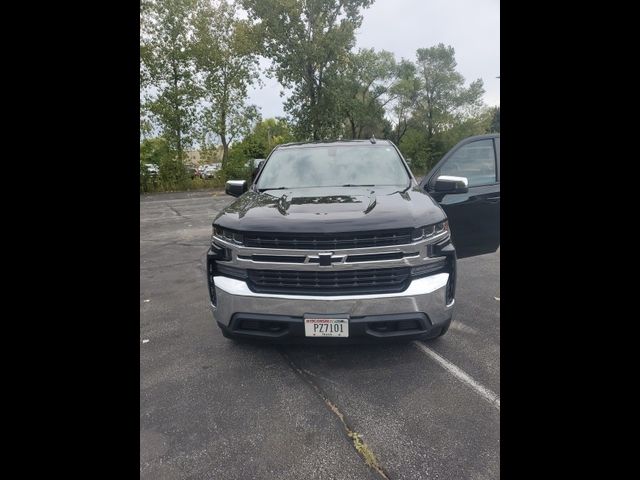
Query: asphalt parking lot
xmin=140 ymin=189 xmax=500 ymax=480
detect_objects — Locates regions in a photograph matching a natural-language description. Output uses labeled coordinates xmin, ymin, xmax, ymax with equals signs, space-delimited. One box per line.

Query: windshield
xmin=256 ymin=145 xmax=410 ymax=189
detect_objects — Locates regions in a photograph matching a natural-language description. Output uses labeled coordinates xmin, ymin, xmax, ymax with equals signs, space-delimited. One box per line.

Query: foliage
xmin=193 ymin=0 xmax=261 ymax=164
xmin=215 ymin=117 xmax=295 ymax=185
xmin=231 ymin=117 xmax=294 ymax=160
xmin=141 ymin=0 xmax=200 ymax=160
xmin=140 ymin=137 xmax=171 ymax=166
xmin=388 ymin=59 xmax=421 ymax=144
xmin=399 ymin=126 xmax=431 ymax=174
xmin=398 ymin=107 xmax=494 ymax=175
xmin=217 ymin=155 xmax=253 ymax=183
xmin=140 ymin=162 xmax=157 ymax=193
xmin=393 ymin=44 xmax=487 ymax=169
xmin=140 ymin=136 xmax=200 ymax=192
xmin=441 ymin=107 xmax=494 ymax=142
xmin=341 ymin=48 xmax=396 ymax=139
xmin=240 ymin=0 xmax=374 ymax=140
xmin=488 ymin=106 xmax=500 ymax=133
xmin=413 ymin=43 xmax=485 ymax=142
xmin=140 ymin=1 xmax=498 ymax=193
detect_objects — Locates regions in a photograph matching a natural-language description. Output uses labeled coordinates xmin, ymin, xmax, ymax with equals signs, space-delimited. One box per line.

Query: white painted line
xmin=413 ymin=341 xmax=500 ymax=411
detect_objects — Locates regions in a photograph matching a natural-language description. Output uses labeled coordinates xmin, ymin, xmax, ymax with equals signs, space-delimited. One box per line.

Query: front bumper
xmin=210 ymin=273 xmax=454 ymax=342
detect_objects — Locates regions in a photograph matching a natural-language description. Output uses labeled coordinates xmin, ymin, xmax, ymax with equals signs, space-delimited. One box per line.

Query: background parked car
xmin=184 ymin=164 xmax=198 ymax=179
xmin=144 ymin=163 xmax=159 ymax=176
xmin=201 ymin=164 xmax=220 ymax=178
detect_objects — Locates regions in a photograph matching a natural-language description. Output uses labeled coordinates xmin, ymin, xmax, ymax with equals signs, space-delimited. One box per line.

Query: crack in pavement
xmin=301 ymin=368 xmax=342 ymax=387
xmin=279 ymin=348 xmax=390 ymax=480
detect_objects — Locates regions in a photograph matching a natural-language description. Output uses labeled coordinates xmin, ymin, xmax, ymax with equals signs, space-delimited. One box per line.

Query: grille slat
xmin=244 ymin=229 xmax=413 ymax=249
xmin=247 ymin=267 xmax=410 ymax=295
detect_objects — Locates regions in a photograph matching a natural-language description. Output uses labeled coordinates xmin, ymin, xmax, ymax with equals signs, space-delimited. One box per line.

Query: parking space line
xmin=413 ymin=341 xmax=500 ymax=411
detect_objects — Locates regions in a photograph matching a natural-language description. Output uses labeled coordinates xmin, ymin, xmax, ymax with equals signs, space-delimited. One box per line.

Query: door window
xmin=437 ymin=139 xmax=497 ymax=187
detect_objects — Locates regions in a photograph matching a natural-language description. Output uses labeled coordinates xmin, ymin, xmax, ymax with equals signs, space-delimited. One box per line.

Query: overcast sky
xmin=247 ymin=0 xmax=500 ymax=120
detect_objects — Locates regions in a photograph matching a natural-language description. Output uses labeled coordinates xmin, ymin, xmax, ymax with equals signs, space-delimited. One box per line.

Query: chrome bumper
xmin=211 ymin=272 xmax=454 ymax=330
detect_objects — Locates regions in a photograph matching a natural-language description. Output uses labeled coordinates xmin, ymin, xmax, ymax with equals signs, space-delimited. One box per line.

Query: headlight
xmin=412 ymin=220 xmax=449 ymax=242
xmin=212 ymin=225 xmax=244 ymax=245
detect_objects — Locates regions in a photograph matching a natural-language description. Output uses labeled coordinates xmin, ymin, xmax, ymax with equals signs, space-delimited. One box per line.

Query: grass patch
xmin=348 ymin=431 xmax=388 ymax=478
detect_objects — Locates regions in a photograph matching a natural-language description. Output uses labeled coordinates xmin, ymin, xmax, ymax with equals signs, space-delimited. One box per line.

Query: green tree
xmin=412 ymin=43 xmax=485 ymax=163
xmin=341 ymin=48 xmax=396 ymax=139
xmin=435 ymin=108 xmax=494 ymax=160
xmin=388 ymin=59 xmax=421 ymax=144
xmin=140 ymin=137 xmax=173 ymax=192
xmin=140 ymin=115 xmax=154 ymax=141
xmin=488 ymin=106 xmax=500 ymax=133
xmin=415 ymin=44 xmax=485 ymax=142
xmin=141 ymin=0 xmax=200 ymax=162
xmin=398 ymin=123 xmax=430 ymax=173
xmin=251 ymin=117 xmax=294 ymax=154
xmin=230 ymin=117 xmax=294 ymax=160
xmin=240 ymin=0 xmax=374 ymax=140
xmin=194 ymin=0 xmax=261 ymax=165
xmin=140 ymin=137 xmax=171 ymax=166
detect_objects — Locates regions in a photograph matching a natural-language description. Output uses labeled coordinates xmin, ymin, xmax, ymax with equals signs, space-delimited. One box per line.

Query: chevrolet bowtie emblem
xmin=306 ymin=252 xmax=347 ymax=266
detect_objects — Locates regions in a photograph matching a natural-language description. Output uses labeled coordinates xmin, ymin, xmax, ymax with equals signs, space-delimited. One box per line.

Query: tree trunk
xmin=426 ymin=90 xmax=434 ymax=141
xmin=173 ymin=62 xmax=183 ymax=162
xmin=427 ymin=108 xmax=434 ymax=140
xmin=396 ymin=120 xmax=408 ymax=144
xmin=176 ymin=127 xmax=182 ymax=162
xmin=221 ymin=134 xmax=229 ymax=165
xmin=220 ymin=71 xmax=229 ymax=166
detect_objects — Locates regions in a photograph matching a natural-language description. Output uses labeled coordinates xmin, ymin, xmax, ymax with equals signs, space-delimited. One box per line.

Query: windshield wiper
xmin=341 ymin=184 xmax=375 ymax=187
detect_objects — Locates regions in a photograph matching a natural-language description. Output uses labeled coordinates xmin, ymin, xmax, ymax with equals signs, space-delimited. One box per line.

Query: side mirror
xmin=251 ymin=160 xmax=265 ymax=182
xmin=434 ymin=175 xmax=469 ymax=194
xmin=225 ymin=180 xmax=248 ymax=197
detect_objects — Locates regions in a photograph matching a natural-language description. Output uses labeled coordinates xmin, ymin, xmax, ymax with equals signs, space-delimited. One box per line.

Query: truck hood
xmin=213 ymin=186 xmax=446 ymax=233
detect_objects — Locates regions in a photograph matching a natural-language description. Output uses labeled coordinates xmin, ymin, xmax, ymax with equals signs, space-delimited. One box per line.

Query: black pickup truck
xmin=207 ymin=134 xmax=500 ymax=342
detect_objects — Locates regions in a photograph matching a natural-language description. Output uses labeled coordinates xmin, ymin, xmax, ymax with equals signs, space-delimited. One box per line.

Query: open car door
xmin=419 ymin=134 xmax=500 ymax=259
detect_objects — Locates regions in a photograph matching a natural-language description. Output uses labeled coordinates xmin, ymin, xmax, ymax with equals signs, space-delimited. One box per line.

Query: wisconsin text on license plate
xmin=304 ymin=318 xmax=349 ymax=337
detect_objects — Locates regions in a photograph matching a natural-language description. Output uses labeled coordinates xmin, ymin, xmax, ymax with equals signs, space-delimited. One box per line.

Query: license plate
xmin=304 ymin=317 xmax=349 ymax=337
